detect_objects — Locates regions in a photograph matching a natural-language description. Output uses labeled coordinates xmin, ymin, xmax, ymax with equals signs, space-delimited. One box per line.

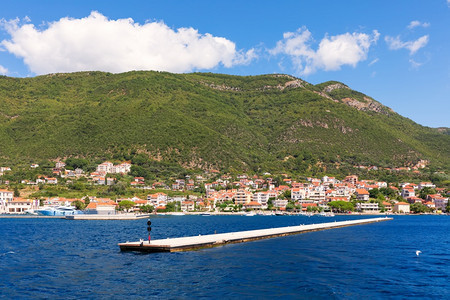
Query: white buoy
xmin=416 ymin=250 xmax=422 ymax=256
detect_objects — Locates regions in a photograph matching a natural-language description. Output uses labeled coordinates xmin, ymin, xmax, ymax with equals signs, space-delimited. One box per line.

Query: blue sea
xmin=0 ymin=215 xmax=448 ymax=299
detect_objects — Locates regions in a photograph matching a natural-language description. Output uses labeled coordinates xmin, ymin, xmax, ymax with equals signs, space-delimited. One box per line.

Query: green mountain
xmin=0 ymin=71 xmax=448 ymax=175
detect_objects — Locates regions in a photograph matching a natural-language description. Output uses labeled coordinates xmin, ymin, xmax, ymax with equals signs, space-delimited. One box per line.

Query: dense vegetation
xmin=0 ymin=71 xmax=448 ymax=177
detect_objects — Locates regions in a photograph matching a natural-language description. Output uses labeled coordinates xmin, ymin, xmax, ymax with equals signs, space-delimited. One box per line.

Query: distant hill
xmin=0 ymin=71 xmax=448 ymax=175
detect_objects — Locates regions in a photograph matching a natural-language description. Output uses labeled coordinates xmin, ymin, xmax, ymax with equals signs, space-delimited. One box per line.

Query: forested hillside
xmin=0 ymin=71 xmax=448 ymax=176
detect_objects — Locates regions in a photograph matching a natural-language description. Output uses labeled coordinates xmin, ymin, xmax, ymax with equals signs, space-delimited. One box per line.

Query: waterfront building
xmin=274 ymin=199 xmax=288 ymax=209
xmin=430 ymin=196 xmax=448 ymax=211
xmin=393 ymin=202 xmax=410 ymax=214
xmin=244 ymin=201 xmax=262 ymax=210
xmin=234 ymin=189 xmax=253 ymax=205
xmin=382 ymin=201 xmax=392 ymax=212
xmin=181 ymin=201 xmax=195 ymax=212
xmin=5 ymin=198 xmax=39 ymax=214
xmin=0 ymin=189 xmax=14 ymax=214
xmin=356 ymin=202 xmax=379 ymax=213
xmin=86 ymin=198 xmax=117 ymax=214
xmin=252 ymin=191 xmax=269 ymax=208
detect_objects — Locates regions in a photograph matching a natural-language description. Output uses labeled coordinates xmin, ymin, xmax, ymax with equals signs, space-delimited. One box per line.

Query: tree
xmin=379 ymin=187 xmax=397 ymax=199
xmin=286 ymin=202 xmax=295 ymax=211
xmin=267 ymin=198 xmax=274 ymax=210
xmin=108 ymin=181 xmax=128 ymax=195
xmin=165 ymin=202 xmax=176 ymax=212
xmin=83 ymin=196 xmax=90 ymax=206
xmin=410 ymin=202 xmax=429 ymax=214
xmin=72 ymin=200 xmax=86 ymax=210
xmin=328 ymin=201 xmax=354 ymax=213
xmin=118 ymin=200 xmax=135 ymax=212
xmin=65 ymin=158 xmax=89 ymax=170
xmin=418 ymin=187 xmax=436 ymax=200
xmin=282 ymin=190 xmax=291 ymax=199
xmin=369 ymin=188 xmax=380 ymax=199
xmin=140 ymin=205 xmax=154 ymax=213
xmin=13 ymin=187 xmax=20 ymax=197
xmin=307 ymin=206 xmax=320 ymax=212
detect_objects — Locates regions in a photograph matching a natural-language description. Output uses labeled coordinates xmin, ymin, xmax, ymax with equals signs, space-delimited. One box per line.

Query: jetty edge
xmin=119 ymin=217 xmax=392 ymax=253
xmin=65 ymin=214 xmax=150 ymax=220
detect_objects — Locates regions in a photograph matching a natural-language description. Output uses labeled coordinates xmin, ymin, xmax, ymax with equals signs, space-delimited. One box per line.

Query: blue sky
xmin=1 ymin=0 xmax=449 ymax=127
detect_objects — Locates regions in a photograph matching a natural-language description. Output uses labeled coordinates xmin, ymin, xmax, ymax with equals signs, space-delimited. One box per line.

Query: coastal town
xmin=0 ymin=160 xmax=448 ymax=216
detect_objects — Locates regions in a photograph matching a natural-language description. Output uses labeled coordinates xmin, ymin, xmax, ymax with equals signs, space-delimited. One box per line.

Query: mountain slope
xmin=0 ymin=71 xmax=448 ymax=174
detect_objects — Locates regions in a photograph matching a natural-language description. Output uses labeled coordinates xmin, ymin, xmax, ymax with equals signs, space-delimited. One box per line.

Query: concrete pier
xmin=119 ymin=217 xmax=392 ymax=253
xmin=66 ymin=214 xmax=150 ymax=220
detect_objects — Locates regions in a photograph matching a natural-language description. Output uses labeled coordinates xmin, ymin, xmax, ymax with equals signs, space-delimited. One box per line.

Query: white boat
xmin=320 ymin=212 xmax=335 ymax=217
xmin=244 ymin=212 xmax=256 ymax=216
xmin=171 ymin=212 xmax=185 ymax=216
xmin=36 ymin=206 xmax=83 ymax=216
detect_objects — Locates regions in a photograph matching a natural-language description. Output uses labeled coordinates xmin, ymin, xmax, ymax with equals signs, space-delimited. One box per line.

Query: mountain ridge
xmin=0 ymin=71 xmax=448 ymax=176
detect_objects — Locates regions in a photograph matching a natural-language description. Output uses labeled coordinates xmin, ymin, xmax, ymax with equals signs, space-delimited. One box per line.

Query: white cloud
xmin=0 ymin=11 xmax=256 ymax=74
xmin=0 ymin=64 xmax=7 ymax=75
xmin=270 ymin=27 xmax=379 ymax=75
xmin=407 ymin=21 xmax=430 ymax=29
xmin=385 ymin=35 xmax=429 ymax=55
xmin=368 ymin=58 xmax=379 ymax=66
xmin=409 ymin=59 xmax=423 ymax=68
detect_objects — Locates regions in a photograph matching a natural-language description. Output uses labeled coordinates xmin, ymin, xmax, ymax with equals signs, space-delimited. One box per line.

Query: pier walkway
xmin=119 ymin=217 xmax=392 ymax=253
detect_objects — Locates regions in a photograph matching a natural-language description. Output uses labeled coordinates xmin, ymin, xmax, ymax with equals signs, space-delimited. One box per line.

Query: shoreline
xmin=0 ymin=212 xmax=445 ymax=219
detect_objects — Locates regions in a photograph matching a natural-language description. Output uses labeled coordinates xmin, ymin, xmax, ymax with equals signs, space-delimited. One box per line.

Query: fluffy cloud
xmin=407 ymin=21 xmax=430 ymax=29
xmin=270 ymin=27 xmax=379 ymax=75
xmin=0 ymin=64 xmax=7 ymax=75
xmin=0 ymin=11 xmax=255 ymax=74
xmin=385 ymin=35 xmax=429 ymax=55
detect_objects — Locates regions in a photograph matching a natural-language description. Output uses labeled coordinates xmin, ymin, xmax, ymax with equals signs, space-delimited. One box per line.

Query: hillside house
xmin=355 ymin=189 xmax=370 ymax=201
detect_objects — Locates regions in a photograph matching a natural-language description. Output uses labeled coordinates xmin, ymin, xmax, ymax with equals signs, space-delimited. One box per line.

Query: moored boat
xmin=36 ymin=206 xmax=83 ymax=216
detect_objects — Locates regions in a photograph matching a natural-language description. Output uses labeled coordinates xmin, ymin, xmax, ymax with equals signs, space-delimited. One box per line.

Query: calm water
xmin=0 ymin=215 xmax=448 ymax=299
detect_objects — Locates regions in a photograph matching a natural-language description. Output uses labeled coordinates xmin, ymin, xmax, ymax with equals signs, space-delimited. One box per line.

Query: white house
xmin=418 ymin=182 xmax=435 ymax=190
xmin=355 ymin=189 xmax=370 ymax=201
xmin=356 ymin=202 xmax=379 ymax=213
xmin=147 ymin=193 xmax=168 ymax=207
xmin=430 ymin=196 xmax=448 ymax=211
xmin=4 ymin=198 xmax=39 ymax=214
xmin=274 ymin=199 xmax=288 ymax=209
xmin=401 ymin=188 xmax=415 ymax=198
xmin=0 ymin=190 xmax=14 ymax=214
xmin=393 ymin=202 xmax=410 ymax=214
xmin=96 ymin=161 xmax=114 ymax=174
xmin=234 ymin=189 xmax=253 ymax=205
xmin=291 ymin=188 xmax=307 ymax=201
xmin=252 ymin=191 xmax=269 ymax=208
xmin=181 ymin=201 xmax=195 ymax=212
